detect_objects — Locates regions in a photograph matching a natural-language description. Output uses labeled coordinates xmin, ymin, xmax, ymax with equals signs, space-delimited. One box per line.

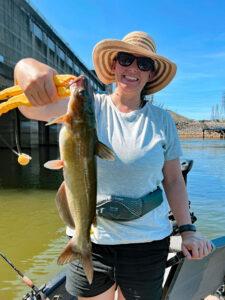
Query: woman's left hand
xmin=181 ymin=231 xmax=212 ymax=260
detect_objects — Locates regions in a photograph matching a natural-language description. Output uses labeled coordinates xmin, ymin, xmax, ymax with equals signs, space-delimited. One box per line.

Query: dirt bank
xmin=168 ymin=110 xmax=225 ymax=139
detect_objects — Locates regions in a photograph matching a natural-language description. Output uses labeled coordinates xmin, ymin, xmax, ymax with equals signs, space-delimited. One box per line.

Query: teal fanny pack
xmin=96 ymin=187 xmax=163 ymax=221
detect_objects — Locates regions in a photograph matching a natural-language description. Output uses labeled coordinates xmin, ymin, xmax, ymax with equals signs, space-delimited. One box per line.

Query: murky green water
xmin=0 ymin=146 xmax=66 ymax=300
xmin=0 ymin=140 xmax=224 ymax=299
xmin=0 ymin=189 xmax=66 ymax=300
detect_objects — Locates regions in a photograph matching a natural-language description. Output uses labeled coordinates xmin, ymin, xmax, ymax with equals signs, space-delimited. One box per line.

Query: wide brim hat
xmin=92 ymin=31 xmax=177 ymax=95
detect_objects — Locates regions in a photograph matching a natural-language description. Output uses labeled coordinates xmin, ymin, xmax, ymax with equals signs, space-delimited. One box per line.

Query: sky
xmin=30 ymin=0 xmax=225 ymax=120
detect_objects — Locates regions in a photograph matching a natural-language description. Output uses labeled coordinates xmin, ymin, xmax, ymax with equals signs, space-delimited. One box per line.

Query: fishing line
xmin=0 ymin=134 xmax=18 ymax=155
xmin=14 ymin=109 xmax=22 ymax=155
xmin=0 ymin=109 xmax=31 ymax=165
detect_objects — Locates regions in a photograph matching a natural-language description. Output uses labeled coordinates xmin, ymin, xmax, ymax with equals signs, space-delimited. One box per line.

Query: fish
xmin=44 ymin=75 xmax=115 ymax=284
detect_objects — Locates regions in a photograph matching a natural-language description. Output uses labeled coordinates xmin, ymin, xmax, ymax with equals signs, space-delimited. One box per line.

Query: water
xmin=0 ymin=146 xmax=66 ymax=300
xmin=0 ymin=140 xmax=224 ymax=299
xmin=181 ymin=139 xmax=225 ymax=239
xmin=0 ymin=190 xmax=66 ymax=300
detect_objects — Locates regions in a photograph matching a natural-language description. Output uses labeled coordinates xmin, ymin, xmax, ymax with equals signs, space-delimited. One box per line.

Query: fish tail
xmin=57 ymin=238 xmax=93 ymax=284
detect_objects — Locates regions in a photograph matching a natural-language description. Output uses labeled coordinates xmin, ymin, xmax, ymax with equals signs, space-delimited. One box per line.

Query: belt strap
xmin=96 ymin=187 xmax=163 ymax=221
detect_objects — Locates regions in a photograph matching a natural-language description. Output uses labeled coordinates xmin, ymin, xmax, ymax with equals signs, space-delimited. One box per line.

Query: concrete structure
xmin=203 ymin=127 xmax=225 ymax=139
xmin=0 ymin=0 xmax=111 ymax=148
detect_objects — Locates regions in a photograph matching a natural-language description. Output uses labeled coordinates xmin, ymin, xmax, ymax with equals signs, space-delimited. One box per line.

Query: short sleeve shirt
xmin=67 ymin=94 xmax=183 ymax=244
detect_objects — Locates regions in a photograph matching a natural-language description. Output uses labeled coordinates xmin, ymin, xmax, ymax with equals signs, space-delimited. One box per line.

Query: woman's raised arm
xmin=14 ymin=58 xmax=68 ymax=121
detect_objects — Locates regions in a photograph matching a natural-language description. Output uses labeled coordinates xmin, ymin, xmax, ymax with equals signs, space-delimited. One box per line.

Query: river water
xmin=0 ymin=139 xmax=224 ymax=299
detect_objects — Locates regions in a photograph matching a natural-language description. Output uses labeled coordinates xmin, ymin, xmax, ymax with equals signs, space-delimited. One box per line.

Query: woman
xmin=15 ymin=31 xmax=212 ymax=300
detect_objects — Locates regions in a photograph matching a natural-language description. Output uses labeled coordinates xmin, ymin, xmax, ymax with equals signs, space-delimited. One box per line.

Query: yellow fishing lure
xmin=0 ymin=74 xmax=76 ymax=116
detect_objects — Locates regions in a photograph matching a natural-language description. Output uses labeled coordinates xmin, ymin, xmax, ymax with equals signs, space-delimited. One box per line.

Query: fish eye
xmin=77 ymin=89 xmax=86 ymax=97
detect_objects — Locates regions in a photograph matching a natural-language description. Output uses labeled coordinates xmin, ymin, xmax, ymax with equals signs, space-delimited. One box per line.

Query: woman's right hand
xmin=14 ymin=58 xmax=60 ymax=107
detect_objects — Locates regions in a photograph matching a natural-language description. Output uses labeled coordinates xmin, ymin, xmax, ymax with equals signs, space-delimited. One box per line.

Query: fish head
xmin=68 ymin=76 xmax=95 ymax=126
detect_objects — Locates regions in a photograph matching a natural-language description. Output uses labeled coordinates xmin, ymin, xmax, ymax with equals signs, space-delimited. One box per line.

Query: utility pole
xmin=215 ymin=104 xmax=220 ymax=121
xmin=222 ymin=92 xmax=225 ymax=120
xmin=211 ymin=106 xmax=215 ymax=121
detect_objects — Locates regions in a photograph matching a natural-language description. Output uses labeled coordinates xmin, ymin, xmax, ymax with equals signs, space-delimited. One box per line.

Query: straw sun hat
xmin=92 ymin=31 xmax=177 ymax=95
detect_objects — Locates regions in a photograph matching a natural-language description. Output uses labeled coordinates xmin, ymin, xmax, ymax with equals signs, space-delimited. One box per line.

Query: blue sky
xmin=31 ymin=0 xmax=225 ymax=120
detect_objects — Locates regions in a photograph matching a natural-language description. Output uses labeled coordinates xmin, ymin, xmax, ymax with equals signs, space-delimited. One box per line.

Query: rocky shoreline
xmin=168 ymin=110 xmax=225 ymax=139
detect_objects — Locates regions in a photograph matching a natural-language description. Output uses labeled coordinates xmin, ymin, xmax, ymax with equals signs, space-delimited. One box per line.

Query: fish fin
xmin=95 ymin=141 xmax=115 ymax=161
xmin=56 ymin=181 xmax=75 ymax=229
xmin=57 ymin=238 xmax=93 ymax=284
xmin=46 ymin=114 xmax=69 ymax=126
xmin=92 ymin=216 xmax=97 ymax=227
xmin=44 ymin=160 xmax=63 ymax=170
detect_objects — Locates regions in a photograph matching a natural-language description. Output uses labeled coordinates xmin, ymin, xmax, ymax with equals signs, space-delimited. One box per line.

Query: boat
xmin=22 ymin=236 xmax=225 ymax=300
xmin=22 ymin=161 xmax=225 ymax=300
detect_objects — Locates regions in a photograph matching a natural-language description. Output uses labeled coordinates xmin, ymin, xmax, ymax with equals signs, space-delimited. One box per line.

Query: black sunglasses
xmin=115 ymin=52 xmax=155 ymax=72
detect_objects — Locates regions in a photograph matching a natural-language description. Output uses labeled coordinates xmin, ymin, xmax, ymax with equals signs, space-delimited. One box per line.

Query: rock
xmin=167 ymin=110 xmax=225 ymax=138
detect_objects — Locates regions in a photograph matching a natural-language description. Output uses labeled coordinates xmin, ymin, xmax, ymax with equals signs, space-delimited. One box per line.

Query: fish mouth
xmin=69 ymin=75 xmax=93 ymax=100
xmin=70 ymin=84 xmax=85 ymax=97
xmin=70 ymin=76 xmax=87 ymax=90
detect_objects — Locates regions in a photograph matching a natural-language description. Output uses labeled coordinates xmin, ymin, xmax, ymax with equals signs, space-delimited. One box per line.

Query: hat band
xmin=123 ymin=37 xmax=156 ymax=53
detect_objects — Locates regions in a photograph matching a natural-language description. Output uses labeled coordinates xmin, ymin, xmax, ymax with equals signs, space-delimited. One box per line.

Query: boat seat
xmin=163 ymin=236 xmax=225 ymax=300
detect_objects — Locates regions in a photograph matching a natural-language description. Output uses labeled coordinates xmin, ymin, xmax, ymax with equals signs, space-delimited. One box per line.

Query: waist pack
xmin=96 ymin=187 xmax=163 ymax=221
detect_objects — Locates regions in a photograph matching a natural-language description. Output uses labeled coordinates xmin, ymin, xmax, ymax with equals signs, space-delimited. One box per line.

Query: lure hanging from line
xmin=0 ymin=134 xmax=31 ymax=166
xmin=0 ymin=110 xmax=32 ymax=166
xmin=14 ymin=110 xmax=32 ymax=165
xmin=17 ymin=153 xmax=32 ymax=165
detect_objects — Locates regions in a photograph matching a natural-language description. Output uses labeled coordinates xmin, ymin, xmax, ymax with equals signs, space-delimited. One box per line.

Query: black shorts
xmin=66 ymin=236 xmax=170 ymax=300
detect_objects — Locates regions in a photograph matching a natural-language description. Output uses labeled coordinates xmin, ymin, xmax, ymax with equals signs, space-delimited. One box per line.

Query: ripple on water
xmin=181 ymin=139 xmax=225 ymax=239
xmin=0 ymin=189 xmax=68 ymax=300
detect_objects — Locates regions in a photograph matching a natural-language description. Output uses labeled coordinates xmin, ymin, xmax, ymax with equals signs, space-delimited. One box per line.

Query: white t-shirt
xmin=66 ymin=94 xmax=183 ymax=244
